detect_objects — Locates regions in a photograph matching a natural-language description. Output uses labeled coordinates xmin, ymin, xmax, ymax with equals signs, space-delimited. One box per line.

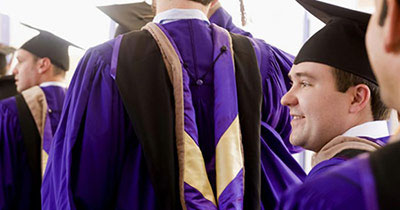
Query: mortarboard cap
xmin=98 ymin=2 xmax=154 ymax=37
xmin=294 ymin=0 xmax=376 ymax=84
xmin=0 ymin=44 xmax=16 ymax=55
xmin=20 ymin=23 xmax=81 ymax=71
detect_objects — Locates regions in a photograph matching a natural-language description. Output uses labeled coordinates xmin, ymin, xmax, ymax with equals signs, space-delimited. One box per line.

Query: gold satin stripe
xmin=216 ymin=116 xmax=244 ymax=199
xmin=42 ymin=149 xmax=49 ymax=177
xmin=184 ymin=132 xmax=217 ymax=205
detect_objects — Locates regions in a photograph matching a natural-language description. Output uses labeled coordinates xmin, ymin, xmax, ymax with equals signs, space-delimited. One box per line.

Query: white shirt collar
xmin=153 ymin=8 xmax=210 ymax=25
xmin=39 ymin=81 xmax=67 ymax=89
xmin=342 ymin=120 xmax=390 ymax=139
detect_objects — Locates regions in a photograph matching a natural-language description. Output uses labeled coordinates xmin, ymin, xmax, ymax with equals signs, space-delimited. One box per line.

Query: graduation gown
xmin=42 ymin=18 xmax=304 ymax=210
xmin=276 ymin=137 xmax=400 ymax=210
xmin=210 ymin=6 xmax=303 ymax=154
xmin=0 ymin=85 xmax=66 ymax=209
xmin=307 ymin=135 xmax=389 ymax=181
xmin=0 ymin=75 xmax=18 ymax=100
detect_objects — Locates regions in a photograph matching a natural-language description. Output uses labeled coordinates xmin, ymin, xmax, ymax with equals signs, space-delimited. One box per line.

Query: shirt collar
xmin=153 ymin=8 xmax=210 ymax=25
xmin=342 ymin=120 xmax=390 ymax=139
xmin=40 ymin=81 xmax=67 ymax=89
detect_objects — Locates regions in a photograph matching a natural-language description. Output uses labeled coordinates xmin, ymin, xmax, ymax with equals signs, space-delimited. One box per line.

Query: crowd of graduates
xmin=0 ymin=0 xmax=400 ymax=209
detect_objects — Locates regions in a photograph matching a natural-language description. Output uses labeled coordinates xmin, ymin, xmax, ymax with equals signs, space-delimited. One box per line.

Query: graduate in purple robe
xmin=0 ymin=25 xmax=76 ymax=209
xmin=277 ymin=0 xmax=400 ymax=209
xmin=279 ymin=0 xmax=391 ymax=182
xmin=42 ymin=0 xmax=304 ymax=209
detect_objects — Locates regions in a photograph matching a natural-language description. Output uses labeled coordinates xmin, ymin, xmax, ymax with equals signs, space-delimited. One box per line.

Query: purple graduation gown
xmin=0 ymin=85 xmax=66 ymax=209
xmin=276 ymin=155 xmax=376 ymax=210
xmin=42 ymin=18 xmax=304 ymax=210
xmin=210 ymin=7 xmax=302 ymax=154
xmin=307 ymin=135 xmax=390 ymax=181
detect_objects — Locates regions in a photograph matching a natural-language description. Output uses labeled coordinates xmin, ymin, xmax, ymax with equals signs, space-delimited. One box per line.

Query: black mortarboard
xmin=98 ymin=2 xmax=154 ymax=37
xmin=20 ymin=24 xmax=81 ymax=71
xmin=294 ymin=0 xmax=376 ymax=84
xmin=0 ymin=44 xmax=16 ymax=55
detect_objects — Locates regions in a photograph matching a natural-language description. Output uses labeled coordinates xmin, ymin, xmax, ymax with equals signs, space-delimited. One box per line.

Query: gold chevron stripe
xmin=216 ymin=116 xmax=244 ymax=199
xmin=184 ymin=132 xmax=217 ymax=205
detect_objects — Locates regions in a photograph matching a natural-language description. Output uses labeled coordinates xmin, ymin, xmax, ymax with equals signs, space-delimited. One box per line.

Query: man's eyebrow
xmin=289 ymin=72 xmax=316 ymax=80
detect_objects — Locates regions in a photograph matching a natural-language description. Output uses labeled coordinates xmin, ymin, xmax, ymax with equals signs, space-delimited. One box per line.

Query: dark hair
xmin=189 ymin=0 xmax=213 ymax=5
xmin=332 ymin=68 xmax=390 ymax=120
xmin=0 ymin=54 xmax=6 ymax=76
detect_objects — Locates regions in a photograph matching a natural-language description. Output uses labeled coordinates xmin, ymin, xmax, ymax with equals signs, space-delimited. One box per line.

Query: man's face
xmin=281 ymin=62 xmax=352 ymax=152
xmin=12 ymin=49 xmax=40 ymax=92
xmin=366 ymin=0 xmax=400 ymax=108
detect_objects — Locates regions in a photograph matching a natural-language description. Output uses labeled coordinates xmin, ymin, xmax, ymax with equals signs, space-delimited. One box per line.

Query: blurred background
xmin=0 ymin=0 xmax=377 ymax=172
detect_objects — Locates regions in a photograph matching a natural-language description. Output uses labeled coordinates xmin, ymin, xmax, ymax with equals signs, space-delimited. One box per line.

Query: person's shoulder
xmin=306 ymin=158 xmax=346 ymax=181
xmin=278 ymin=158 xmax=367 ymax=210
xmin=84 ymin=38 xmax=117 ymax=64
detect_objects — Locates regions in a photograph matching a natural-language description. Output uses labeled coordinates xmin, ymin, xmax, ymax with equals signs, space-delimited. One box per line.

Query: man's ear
xmin=384 ymin=0 xmax=400 ymax=52
xmin=348 ymin=84 xmax=371 ymax=114
xmin=37 ymin=57 xmax=52 ymax=74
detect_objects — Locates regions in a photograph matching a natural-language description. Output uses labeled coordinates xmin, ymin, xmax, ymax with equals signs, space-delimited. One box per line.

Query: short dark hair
xmin=189 ymin=0 xmax=212 ymax=5
xmin=0 ymin=54 xmax=6 ymax=76
xmin=332 ymin=68 xmax=390 ymax=120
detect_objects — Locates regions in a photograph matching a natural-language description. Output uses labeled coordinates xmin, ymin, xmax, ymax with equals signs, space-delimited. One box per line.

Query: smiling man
xmin=276 ymin=0 xmax=400 ymax=209
xmin=280 ymin=0 xmax=391 ymax=181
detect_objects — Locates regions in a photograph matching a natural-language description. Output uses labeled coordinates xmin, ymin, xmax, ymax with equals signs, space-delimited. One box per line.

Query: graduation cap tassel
xmin=239 ymin=0 xmax=247 ymax=26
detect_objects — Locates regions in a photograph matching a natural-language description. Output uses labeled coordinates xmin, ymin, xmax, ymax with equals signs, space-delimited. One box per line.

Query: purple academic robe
xmin=276 ymin=138 xmax=400 ymax=210
xmin=307 ymin=136 xmax=390 ymax=181
xmin=276 ymin=154 xmax=377 ymax=210
xmin=42 ymin=19 xmax=304 ymax=210
xmin=210 ymin=7 xmax=302 ymax=154
xmin=0 ymin=85 xmax=66 ymax=209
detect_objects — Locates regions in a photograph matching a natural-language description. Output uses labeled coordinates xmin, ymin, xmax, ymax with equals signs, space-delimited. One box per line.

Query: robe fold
xmin=0 ymin=85 xmax=66 ymax=210
xmin=42 ymin=17 xmax=304 ymax=210
xmin=210 ymin=6 xmax=303 ymax=154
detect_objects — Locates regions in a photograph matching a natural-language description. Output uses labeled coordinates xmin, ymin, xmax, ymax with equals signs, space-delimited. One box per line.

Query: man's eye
xmin=300 ymin=81 xmax=311 ymax=87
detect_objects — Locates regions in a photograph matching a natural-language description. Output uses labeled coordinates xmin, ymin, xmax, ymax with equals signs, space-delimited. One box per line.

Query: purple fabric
xmin=159 ymin=22 xmax=244 ymax=209
xmin=358 ymin=154 xmax=379 ymax=210
xmin=306 ymin=158 xmax=346 ymax=181
xmin=210 ymin=7 xmax=302 ymax=154
xmin=218 ymin=169 xmax=244 ymax=210
xmin=41 ymin=86 xmax=67 ymax=154
xmin=211 ymin=24 xmax=238 ymax=145
xmin=110 ymin=34 xmax=123 ymax=79
xmin=43 ymin=15 xmax=305 ymax=210
xmin=160 ymin=20 xmax=217 ymax=189
xmin=276 ymin=157 xmax=370 ymax=210
xmin=0 ymin=86 xmax=65 ymax=209
xmin=209 ymin=7 xmax=253 ymax=37
xmin=41 ymin=40 xmax=157 ymax=210
xmin=358 ymin=136 xmax=390 ymax=147
xmin=184 ymin=183 xmax=218 ymax=210
xmin=156 ymin=23 xmax=200 ymax=145
xmin=307 ymin=135 xmax=390 ymax=181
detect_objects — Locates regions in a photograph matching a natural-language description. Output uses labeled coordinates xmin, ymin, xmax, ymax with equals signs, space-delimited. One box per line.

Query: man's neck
xmin=156 ymin=0 xmax=210 ymax=16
